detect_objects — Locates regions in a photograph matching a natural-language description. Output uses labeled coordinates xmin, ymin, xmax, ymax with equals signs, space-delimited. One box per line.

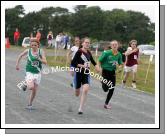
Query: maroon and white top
xmin=126 ymin=50 xmax=139 ymax=67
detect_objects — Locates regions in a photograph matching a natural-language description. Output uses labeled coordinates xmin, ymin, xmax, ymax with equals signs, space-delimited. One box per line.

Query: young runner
xmin=16 ymin=38 xmax=47 ymax=110
xmin=122 ymin=40 xmax=139 ymax=89
xmin=71 ymin=37 xmax=99 ymax=114
xmin=98 ymin=40 xmax=123 ymax=109
xmin=67 ymin=37 xmax=80 ymax=87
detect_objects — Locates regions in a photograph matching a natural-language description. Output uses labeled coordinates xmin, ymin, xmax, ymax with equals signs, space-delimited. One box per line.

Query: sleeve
xmin=90 ymin=53 xmax=97 ymax=66
xmin=98 ymin=51 xmax=106 ymax=62
xmin=71 ymin=51 xmax=80 ymax=67
xmin=118 ymin=53 xmax=123 ymax=65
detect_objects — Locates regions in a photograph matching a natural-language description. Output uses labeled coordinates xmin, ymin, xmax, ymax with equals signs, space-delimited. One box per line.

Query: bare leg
xmin=132 ymin=72 xmax=136 ymax=81
xmin=75 ymin=88 xmax=80 ymax=97
xmin=26 ymin=79 xmax=34 ymax=90
xmin=123 ymin=72 xmax=130 ymax=82
xmin=28 ymin=83 xmax=38 ymax=106
xmin=78 ymin=84 xmax=89 ymax=113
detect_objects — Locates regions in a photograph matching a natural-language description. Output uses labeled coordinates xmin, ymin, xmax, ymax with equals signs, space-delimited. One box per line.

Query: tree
xmin=5 ymin=5 xmax=25 ymax=44
xmin=74 ymin=5 xmax=87 ymax=12
xmin=5 ymin=6 xmax=155 ymax=46
xmin=70 ymin=6 xmax=104 ymax=39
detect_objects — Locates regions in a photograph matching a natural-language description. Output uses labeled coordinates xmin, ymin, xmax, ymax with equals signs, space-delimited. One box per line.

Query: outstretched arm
xmin=16 ymin=49 xmax=28 ymax=70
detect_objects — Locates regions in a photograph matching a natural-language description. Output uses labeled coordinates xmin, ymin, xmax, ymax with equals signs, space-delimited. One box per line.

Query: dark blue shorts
xmin=73 ymin=71 xmax=90 ymax=89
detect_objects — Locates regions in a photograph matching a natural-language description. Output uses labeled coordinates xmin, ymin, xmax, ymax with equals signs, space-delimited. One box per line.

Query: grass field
xmin=7 ymin=45 xmax=155 ymax=94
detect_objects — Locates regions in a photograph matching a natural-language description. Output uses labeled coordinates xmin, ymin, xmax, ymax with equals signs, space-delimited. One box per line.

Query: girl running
xmin=67 ymin=37 xmax=81 ymax=87
xmin=98 ymin=40 xmax=123 ymax=109
xmin=16 ymin=38 xmax=47 ymax=110
xmin=71 ymin=37 xmax=99 ymax=114
xmin=122 ymin=40 xmax=139 ymax=89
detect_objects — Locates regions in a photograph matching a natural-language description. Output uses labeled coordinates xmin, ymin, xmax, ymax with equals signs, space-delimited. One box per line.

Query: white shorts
xmin=48 ymin=40 xmax=52 ymax=45
xmin=25 ymin=72 xmax=41 ymax=85
xmin=124 ymin=64 xmax=138 ymax=73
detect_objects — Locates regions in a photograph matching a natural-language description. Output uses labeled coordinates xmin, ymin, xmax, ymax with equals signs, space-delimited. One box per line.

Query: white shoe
xmin=78 ymin=108 xmax=83 ymax=114
xmin=132 ymin=83 xmax=136 ymax=89
xmin=26 ymin=105 xmax=33 ymax=110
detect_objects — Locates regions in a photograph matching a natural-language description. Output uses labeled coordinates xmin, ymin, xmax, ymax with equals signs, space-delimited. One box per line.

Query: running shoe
xmin=132 ymin=83 xmax=136 ymax=89
xmin=22 ymin=84 xmax=27 ymax=91
xmin=78 ymin=111 xmax=83 ymax=114
xmin=25 ymin=105 xmax=33 ymax=110
xmin=78 ymin=109 xmax=83 ymax=114
xmin=104 ymin=104 xmax=112 ymax=109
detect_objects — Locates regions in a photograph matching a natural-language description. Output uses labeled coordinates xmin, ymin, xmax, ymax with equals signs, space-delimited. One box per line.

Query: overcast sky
xmin=5 ymin=2 xmax=157 ymax=23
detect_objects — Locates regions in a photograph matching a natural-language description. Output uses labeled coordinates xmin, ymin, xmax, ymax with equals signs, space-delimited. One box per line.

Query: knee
xmin=31 ymin=88 xmax=37 ymax=94
xmin=28 ymin=85 xmax=34 ymax=90
xmin=83 ymin=89 xmax=89 ymax=94
xmin=102 ymin=84 xmax=108 ymax=92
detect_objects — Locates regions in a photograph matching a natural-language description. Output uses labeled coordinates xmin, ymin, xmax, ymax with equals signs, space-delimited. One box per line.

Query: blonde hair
xmin=81 ymin=37 xmax=90 ymax=44
xmin=129 ymin=40 xmax=137 ymax=47
xmin=110 ymin=40 xmax=119 ymax=45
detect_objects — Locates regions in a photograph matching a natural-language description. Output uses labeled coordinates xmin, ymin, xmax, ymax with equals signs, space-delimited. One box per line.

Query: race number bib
xmin=112 ymin=61 xmax=118 ymax=66
xmin=32 ymin=61 xmax=39 ymax=67
xmin=84 ymin=61 xmax=90 ymax=68
xmin=134 ymin=55 xmax=137 ymax=60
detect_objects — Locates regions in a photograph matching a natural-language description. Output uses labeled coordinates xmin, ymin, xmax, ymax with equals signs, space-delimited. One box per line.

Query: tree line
xmin=5 ymin=5 xmax=155 ymax=46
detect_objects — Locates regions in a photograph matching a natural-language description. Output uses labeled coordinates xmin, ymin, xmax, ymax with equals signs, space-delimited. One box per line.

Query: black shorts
xmin=102 ymin=69 xmax=116 ymax=92
xmin=73 ymin=71 xmax=90 ymax=89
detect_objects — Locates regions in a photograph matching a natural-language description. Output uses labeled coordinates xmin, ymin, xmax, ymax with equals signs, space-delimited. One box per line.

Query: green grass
xmin=46 ymin=54 xmax=155 ymax=94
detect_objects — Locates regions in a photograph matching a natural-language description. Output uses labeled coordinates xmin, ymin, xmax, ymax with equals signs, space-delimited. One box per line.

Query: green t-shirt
xmin=26 ymin=48 xmax=42 ymax=74
xmin=98 ymin=50 xmax=122 ymax=71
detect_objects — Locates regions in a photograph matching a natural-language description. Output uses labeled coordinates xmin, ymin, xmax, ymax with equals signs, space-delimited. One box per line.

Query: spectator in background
xmin=14 ymin=28 xmax=20 ymax=46
xmin=55 ymin=32 xmax=63 ymax=49
xmin=63 ymin=33 xmax=69 ymax=50
xmin=47 ymin=31 xmax=53 ymax=48
xmin=36 ymin=30 xmax=41 ymax=42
